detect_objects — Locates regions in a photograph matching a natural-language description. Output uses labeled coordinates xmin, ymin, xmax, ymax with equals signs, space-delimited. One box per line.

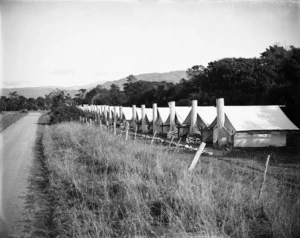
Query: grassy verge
xmin=23 ymin=113 xmax=56 ymax=238
xmin=41 ymin=122 xmax=300 ymax=237
xmin=0 ymin=112 xmax=27 ymax=132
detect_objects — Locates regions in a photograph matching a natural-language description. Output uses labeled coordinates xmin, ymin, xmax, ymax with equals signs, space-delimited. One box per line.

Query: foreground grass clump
xmin=0 ymin=112 xmax=27 ymax=132
xmin=42 ymin=122 xmax=300 ymax=238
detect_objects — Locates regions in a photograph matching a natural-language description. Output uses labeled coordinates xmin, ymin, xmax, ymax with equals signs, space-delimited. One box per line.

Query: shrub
xmin=49 ymin=105 xmax=85 ymax=124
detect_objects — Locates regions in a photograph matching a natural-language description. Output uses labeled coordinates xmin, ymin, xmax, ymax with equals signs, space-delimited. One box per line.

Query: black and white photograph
xmin=0 ymin=0 xmax=300 ymax=237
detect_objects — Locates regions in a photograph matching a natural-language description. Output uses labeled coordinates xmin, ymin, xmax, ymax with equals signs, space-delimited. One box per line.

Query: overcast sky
xmin=0 ymin=0 xmax=299 ymax=88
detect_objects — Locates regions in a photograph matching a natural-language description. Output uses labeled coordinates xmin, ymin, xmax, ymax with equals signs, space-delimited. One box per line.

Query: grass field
xmin=38 ymin=121 xmax=300 ymax=238
xmin=0 ymin=112 xmax=27 ymax=132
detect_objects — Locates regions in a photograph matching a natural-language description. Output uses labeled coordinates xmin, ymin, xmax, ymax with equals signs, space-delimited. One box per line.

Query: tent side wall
xmin=233 ymin=132 xmax=286 ymax=147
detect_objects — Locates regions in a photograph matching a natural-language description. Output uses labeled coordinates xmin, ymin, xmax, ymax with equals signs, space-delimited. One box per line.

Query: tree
xmin=74 ymin=89 xmax=87 ymax=105
xmin=0 ymin=99 xmax=7 ymax=112
xmin=109 ymin=84 xmax=127 ymax=105
xmin=36 ymin=97 xmax=46 ymax=110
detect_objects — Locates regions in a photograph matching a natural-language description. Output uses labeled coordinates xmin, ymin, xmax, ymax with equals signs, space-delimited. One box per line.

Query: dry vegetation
xmin=39 ymin=122 xmax=300 ymax=238
xmin=0 ymin=112 xmax=27 ymax=132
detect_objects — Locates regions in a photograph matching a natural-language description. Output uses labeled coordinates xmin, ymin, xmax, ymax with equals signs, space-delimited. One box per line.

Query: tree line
xmin=76 ymin=45 xmax=300 ymax=127
xmin=0 ymin=89 xmax=76 ymax=112
xmin=1 ymin=44 xmax=299 ymax=127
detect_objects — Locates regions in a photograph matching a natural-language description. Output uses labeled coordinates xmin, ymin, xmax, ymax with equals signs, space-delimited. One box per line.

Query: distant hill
xmin=0 ymin=87 xmax=79 ymax=99
xmin=0 ymin=71 xmax=188 ymax=98
xmin=100 ymin=71 xmax=187 ymax=90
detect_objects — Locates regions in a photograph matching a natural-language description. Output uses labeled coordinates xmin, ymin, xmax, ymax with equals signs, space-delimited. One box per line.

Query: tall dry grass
xmin=0 ymin=112 xmax=27 ymax=132
xmin=41 ymin=122 xmax=300 ymax=237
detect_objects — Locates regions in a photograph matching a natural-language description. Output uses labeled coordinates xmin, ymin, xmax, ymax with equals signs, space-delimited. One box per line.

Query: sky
xmin=0 ymin=0 xmax=299 ymax=88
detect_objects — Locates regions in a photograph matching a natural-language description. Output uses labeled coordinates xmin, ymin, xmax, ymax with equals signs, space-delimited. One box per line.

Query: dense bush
xmin=49 ymin=105 xmax=85 ymax=124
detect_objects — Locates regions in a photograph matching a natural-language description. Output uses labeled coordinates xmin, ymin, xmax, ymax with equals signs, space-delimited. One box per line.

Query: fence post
xmin=258 ymin=155 xmax=270 ymax=199
xmin=150 ymin=131 xmax=157 ymax=146
xmin=168 ymin=135 xmax=175 ymax=148
xmin=134 ymin=126 xmax=137 ymax=144
xmin=113 ymin=122 xmax=116 ymax=135
xmin=125 ymin=121 xmax=129 ymax=141
xmin=188 ymin=142 xmax=206 ymax=171
xmin=173 ymin=138 xmax=182 ymax=154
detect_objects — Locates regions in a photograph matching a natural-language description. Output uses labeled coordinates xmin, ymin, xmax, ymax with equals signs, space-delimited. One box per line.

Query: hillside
xmin=0 ymin=87 xmax=79 ymax=99
xmin=100 ymin=71 xmax=187 ymax=90
xmin=0 ymin=71 xmax=187 ymax=98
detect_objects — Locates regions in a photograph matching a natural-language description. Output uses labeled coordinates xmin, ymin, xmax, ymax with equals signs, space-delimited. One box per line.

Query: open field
xmin=37 ymin=121 xmax=300 ymax=238
xmin=0 ymin=112 xmax=27 ymax=132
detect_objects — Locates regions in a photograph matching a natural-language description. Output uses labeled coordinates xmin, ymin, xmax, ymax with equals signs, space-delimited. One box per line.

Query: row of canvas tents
xmin=78 ymin=98 xmax=299 ymax=147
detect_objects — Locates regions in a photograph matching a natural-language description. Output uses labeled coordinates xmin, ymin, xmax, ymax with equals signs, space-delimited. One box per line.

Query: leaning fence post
xmin=168 ymin=135 xmax=175 ymax=148
xmin=134 ymin=126 xmax=137 ymax=144
xmin=258 ymin=155 xmax=270 ymax=199
xmin=125 ymin=122 xmax=129 ymax=141
xmin=188 ymin=142 xmax=206 ymax=171
xmin=173 ymin=138 xmax=182 ymax=154
xmin=99 ymin=119 xmax=102 ymax=132
xmin=150 ymin=131 xmax=157 ymax=146
xmin=89 ymin=118 xmax=92 ymax=126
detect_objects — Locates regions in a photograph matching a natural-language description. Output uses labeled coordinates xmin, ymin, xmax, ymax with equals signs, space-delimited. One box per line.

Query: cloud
xmin=49 ymin=68 xmax=75 ymax=75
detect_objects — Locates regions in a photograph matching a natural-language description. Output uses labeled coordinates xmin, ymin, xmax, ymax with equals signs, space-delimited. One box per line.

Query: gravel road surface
xmin=0 ymin=112 xmax=41 ymax=237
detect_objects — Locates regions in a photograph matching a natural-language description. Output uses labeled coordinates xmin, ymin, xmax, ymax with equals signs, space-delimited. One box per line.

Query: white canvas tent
xmin=120 ymin=107 xmax=133 ymax=122
xmin=211 ymin=105 xmax=299 ymax=147
xmin=166 ymin=106 xmax=191 ymax=136
xmin=183 ymin=106 xmax=217 ymax=142
xmin=136 ymin=108 xmax=153 ymax=133
xmin=154 ymin=107 xmax=169 ymax=134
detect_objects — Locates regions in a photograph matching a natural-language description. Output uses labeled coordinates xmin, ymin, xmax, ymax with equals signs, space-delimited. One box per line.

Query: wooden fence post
xmin=258 ymin=155 xmax=270 ymax=199
xmin=125 ymin=122 xmax=129 ymax=141
xmin=134 ymin=126 xmax=137 ymax=144
xmin=113 ymin=122 xmax=116 ymax=135
xmin=150 ymin=131 xmax=157 ymax=146
xmin=173 ymin=138 xmax=182 ymax=154
xmin=188 ymin=142 xmax=206 ymax=171
xmin=168 ymin=135 xmax=175 ymax=148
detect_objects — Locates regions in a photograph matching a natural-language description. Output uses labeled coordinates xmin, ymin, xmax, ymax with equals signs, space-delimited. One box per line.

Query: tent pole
xmin=190 ymin=100 xmax=197 ymax=134
xmin=216 ymin=98 xmax=225 ymax=145
xmin=153 ymin=103 xmax=157 ymax=135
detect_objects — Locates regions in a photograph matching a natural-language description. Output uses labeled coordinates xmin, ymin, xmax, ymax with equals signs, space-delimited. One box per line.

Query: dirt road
xmin=0 ymin=112 xmax=41 ymax=237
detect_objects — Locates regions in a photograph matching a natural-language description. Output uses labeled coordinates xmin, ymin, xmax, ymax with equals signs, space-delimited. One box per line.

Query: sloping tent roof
xmin=121 ymin=107 xmax=133 ymax=121
xmin=110 ymin=106 xmax=120 ymax=119
xmin=144 ymin=108 xmax=153 ymax=123
xmin=156 ymin=107 xmax=170 ymax=125
xmin=183 ymin=106 xmax=216 ymax=128
xmin=166 ymin=106 xmax=191 ymax=126
xmin=210 ymin=106 xmax=299 ymax=132
xmin=96 ymin=105 xmax=101 ymax=113
xmin=135 ymin=107 xmax=142 ymax=122
xmin=135 ymin=108 xmax=153 ymax=123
